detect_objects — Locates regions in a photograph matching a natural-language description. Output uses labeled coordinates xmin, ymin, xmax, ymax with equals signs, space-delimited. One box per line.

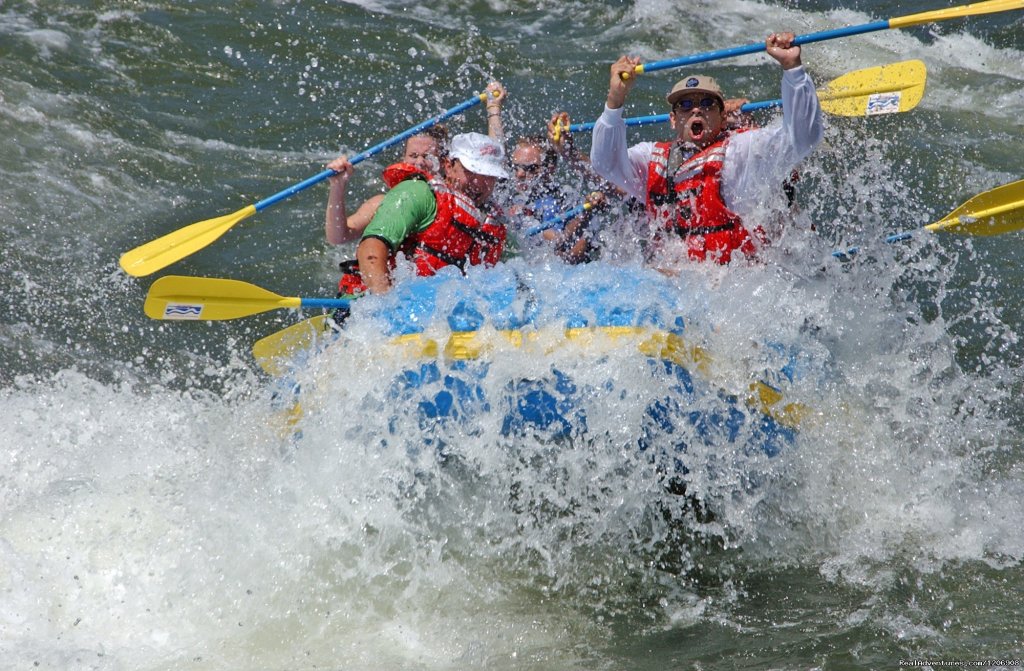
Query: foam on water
xmin=0 ymin=326 xmax=688 ymax=667
xmin=4 ymin=240 xmax=1021 ymax=668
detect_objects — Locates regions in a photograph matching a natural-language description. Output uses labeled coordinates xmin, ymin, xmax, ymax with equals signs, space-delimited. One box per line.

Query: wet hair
xmin=517 ymin=134 xmax=558 ymax=169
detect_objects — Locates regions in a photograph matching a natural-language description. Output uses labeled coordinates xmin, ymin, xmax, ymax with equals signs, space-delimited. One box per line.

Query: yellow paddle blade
xmin=890 ymin=0 xmax=1024 ymax=29
xmin=252 ymin=315 xmax=335 ymax=376
xmin=925 ymin=179 xmax=1024 ymax=236
xmin=119 ymin=204 xmax=257 ymax=277
xmin=144 ymin=275 xmax=300 ymax=321
xmin=818 ymin=60 xmax=926 ymax=117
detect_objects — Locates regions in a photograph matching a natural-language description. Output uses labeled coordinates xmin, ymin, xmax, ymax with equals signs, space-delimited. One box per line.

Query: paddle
xmin=144 ymin=275 xmax=350 ymax=321
xmin=622 ymin=0 xmax=1023 ymax=78
xmin=524 ymin=201 xmax=594 ymax=237
xmin=120 ymin=91 xmax=496 ymax=278
xmin=570 ymin=60 xmax=926 ymax=132
xmin=833 ymin=179 xmax=1024 ymax=259
xmin=252 ymin=314 xmax=336 ymax=376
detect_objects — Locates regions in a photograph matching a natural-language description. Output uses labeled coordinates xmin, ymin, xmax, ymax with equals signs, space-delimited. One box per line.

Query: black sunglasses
xmin=673 ymin=97 xmax=718 ymax=112
xmin=514 ymin=162 xmax=544 ymax=174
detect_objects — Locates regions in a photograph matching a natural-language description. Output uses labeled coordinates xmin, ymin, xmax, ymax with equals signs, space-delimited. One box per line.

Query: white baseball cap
xmin=449 ymin=132 xmax=509 ymax=179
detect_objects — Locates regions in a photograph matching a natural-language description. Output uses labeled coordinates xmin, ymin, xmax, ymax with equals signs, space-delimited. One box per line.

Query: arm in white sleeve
xmin=721 ymin=65 xmax=824 ymax=214
xmin=590 ymin=105 xmax=653 ymax=201
xmin=779 ymin=65 xmax=824 ymax=162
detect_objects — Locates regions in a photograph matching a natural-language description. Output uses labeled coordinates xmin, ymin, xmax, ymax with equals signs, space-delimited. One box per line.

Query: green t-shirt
xmin=360 ymin=179 xmax=437 ymax=250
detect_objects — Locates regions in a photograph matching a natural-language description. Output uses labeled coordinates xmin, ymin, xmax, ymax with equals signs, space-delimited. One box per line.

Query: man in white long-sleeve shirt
xmin=591 ymin=32 xmax=824 ymax=265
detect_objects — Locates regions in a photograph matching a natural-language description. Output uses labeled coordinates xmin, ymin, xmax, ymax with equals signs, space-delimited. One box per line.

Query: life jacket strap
xmin=677 ymin=222 xmax=738 ymax=237
xmin=416 ymin=243 xmax=466 ymax=270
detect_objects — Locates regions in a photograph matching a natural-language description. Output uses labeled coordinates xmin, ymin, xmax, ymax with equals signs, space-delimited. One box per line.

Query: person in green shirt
xmin=355 ymin=132 xmax=511 ymax=294
xmin=324 ymin=82 xmax=507 ymax=245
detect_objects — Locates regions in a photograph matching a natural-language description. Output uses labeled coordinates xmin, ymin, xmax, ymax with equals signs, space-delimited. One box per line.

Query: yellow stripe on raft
xmin=748 ymin=381 xmax=810 ymax=430
xmin=389 ymin=326 xmax=807 ymax=430
xmin=392 ymin=326 xmax=709 ymax=367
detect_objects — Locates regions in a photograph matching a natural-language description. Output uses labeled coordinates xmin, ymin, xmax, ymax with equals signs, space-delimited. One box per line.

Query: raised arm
xmin=548 ymin=111 xmax=594 ymax=177
xmin=720 ymin=32 xmax=824 ymax=214
xmin=325 ymin=156 xmax=389 ymax=245
xmin=604 ymin=55 xmax=641 ymax=111
xmin=769 ymin=32 xmax=824 ymax=159
xmin=325 ymin=156 xmax=356 ymax=245
xmin=484 ymin=81 xmax=506 ymax=144
xmin=590 ymin=56 xmax=652 ymax=200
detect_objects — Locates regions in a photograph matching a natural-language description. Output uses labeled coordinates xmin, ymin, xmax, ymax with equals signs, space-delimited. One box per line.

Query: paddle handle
xmin=579 ymin=113 xmax=665 ymax=133
xmin=252 ymin=92 xmax=489 ymax=213
xmin=569 ymin=114 xmax=667 ymax=133
xmin=568 ymin=99 xmax=781 ymax=133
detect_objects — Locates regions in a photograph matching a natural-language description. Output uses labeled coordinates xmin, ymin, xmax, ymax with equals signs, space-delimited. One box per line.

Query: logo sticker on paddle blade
xmin=866 ymin=92 xmax=901 ymax=115
xmin=163 ymin=303 xmax=203 ymax=319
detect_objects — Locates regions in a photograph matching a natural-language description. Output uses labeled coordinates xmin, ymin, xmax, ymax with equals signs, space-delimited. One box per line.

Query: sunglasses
xmin=514 ymin=162 xmax=544 ymax=174
xmin=673 ymin=96 xmax=718 ymax=112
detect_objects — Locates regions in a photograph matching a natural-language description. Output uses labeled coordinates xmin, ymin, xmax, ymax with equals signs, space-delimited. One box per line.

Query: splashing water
xmin=3 ymin=0 xmax=1023 ymax=667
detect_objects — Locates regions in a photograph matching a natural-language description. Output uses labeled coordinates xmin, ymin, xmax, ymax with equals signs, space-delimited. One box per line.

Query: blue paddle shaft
xmin=252 ymin=94 xmax=485 ymax=212
xmin=641 ymin=21 xmax=891 ymax=74
xmin=524 ymin=204 xmax=588 ymax=237
xmin=570 ymin=19 xmax=909 ymax=133
xmin=568 ymin=99 xmax=782 ymax=133
xmin=254 ymin=168 xmax=337 ymax=212
xmin=833 ymin=231 xmax=916 ymax=259
xmin=299 ymin=297 xmax=351 ymax=310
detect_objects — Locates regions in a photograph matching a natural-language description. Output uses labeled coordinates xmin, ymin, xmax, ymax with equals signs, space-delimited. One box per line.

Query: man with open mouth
xmin=590 ymin=32 xmax=824 ymax=265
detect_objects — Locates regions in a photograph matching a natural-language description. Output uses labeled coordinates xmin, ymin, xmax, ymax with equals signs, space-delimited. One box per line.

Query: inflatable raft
xmin=257 ymin=262 xmax=811 ymax=468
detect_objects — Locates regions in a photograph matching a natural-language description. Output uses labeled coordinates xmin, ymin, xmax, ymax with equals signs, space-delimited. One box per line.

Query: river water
xmin=2 ymin=1 xmax=1023 ymax=669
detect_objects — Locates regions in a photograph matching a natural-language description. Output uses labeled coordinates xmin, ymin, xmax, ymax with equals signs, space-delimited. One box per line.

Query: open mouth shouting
xmin=686 ymin=117 xmax=708 ymax=142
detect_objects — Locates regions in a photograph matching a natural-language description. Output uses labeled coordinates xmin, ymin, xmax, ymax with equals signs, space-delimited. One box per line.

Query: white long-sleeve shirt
xmin=591 ymin=66 xmax=824 ymax=218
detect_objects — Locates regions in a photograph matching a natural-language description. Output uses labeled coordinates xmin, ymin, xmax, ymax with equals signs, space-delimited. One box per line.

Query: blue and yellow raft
xmin=257 ymin=263 xmax=811 ymax=464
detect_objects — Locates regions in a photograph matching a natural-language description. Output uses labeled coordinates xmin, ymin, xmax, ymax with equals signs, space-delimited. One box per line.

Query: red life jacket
xmin=337 ymin=259 xmax=366 ymax=298
xmin=381 ymin=162 xmax=430 ymax=189
xmin=401 ymin=173 xmax=505 ymax=275
xmin=337 ymin=164 xmax=505 ymax=294
xmin=646 ymin=135 xmax=765 ymax=264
